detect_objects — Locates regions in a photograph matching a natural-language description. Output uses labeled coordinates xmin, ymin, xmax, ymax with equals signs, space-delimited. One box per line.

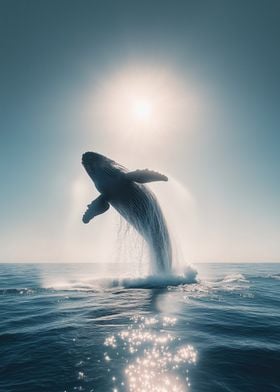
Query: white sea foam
xmin=268 ymin=273 xmax=280 ymax=280
xmin=41 ymin=265 xmax=197 ymax=291
xmin=182 ymin=271 xmax=251 ymax=300
xmin=221 ymin=273 xmax=248 ymax=283
xmin=113 ymin=268 xmax=197 ymax=289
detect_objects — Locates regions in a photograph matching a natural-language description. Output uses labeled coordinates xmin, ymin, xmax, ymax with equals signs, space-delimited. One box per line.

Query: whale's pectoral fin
xmin=82 ymin=195 xmax=110 ymax=224
xmin=127 ymin=169 xmax=168 ymax=183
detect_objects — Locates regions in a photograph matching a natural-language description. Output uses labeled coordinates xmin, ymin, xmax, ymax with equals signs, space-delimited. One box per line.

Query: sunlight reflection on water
xmin=104 ymin=315 xmax=197 ymax=392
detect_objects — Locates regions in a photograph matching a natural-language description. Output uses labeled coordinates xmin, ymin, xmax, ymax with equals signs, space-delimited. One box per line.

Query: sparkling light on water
xmin=104 ymin=315 xmax=197 ymax=391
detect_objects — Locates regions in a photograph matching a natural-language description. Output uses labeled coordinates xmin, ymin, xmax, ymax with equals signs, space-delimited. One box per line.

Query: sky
xmin=0 ymin=0 xmax=279 ymax=263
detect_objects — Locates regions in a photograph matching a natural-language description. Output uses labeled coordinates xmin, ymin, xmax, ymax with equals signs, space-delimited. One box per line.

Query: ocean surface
xmin=0 ymin=263 xmax=279 ymax=392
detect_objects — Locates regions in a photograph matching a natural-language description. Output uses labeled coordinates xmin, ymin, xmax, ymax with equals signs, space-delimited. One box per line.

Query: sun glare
xmin=132 ymin=99 xmax=153 ymax=121
xmin=86 ymin=63 xmax=202 ymax=146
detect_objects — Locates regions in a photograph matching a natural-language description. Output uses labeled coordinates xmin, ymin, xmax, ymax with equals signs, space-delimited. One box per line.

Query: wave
xmin=41 ymin=266 xmax=198 ymax=291
xmin=265 ymin=273 xmax=280 ymax=281
xmin=0 ymin=266 xmax=198 ymax=294
xmin=221 ymin=273 xmax=248 ymax=283
xmin=0 ymin=288 xmax=37 ymax=295
xmin=7 ymin=268 xmax=279 ymax=295
xmin=111 ymin=269 xmax=197 ymax=289
xmin=181 ymin=272 xmax=252 ymax=300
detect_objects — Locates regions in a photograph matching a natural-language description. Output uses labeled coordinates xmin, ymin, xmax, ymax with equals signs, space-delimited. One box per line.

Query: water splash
xmin=112 ymin=176 xmax=197 ymax=277
xmin=112 ymin=183 xmax=173 ymax=275
xmin=40 ymin=266 xmax=197 ymax=291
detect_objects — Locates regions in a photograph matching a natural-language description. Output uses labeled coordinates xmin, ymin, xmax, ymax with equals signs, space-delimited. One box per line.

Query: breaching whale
xmin=82 ymin=152 xmax=172 ymax=274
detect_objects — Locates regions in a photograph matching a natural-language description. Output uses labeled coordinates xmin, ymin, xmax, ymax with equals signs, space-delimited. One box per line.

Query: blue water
xmin=0 ymin=263 xmax=279 ymax=392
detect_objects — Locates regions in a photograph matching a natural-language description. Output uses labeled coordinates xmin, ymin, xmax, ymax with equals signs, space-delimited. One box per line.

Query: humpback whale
xmin=82 ymin=152 xmax=172 ymax=274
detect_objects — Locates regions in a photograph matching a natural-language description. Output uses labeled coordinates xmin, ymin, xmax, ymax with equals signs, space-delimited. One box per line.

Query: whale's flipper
xmin=127 ymin=169 xmax=168 ymax=183
xmin=82 ymin=195 xmax=110 ymax=223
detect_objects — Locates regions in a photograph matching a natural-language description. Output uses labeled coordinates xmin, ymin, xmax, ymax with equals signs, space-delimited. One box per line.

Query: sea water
xmin=0 ymin=263 xmax=279 ymax=392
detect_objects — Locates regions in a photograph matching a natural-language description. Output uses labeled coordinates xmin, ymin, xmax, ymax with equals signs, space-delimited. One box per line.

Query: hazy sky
xmin=1 ymin=0 xmax=279 ymax=262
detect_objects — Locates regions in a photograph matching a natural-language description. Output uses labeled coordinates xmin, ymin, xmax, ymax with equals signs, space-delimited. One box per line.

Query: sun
xmin=87 ymin=64 xmax=201 ymax=143
xmin=132 ymin=99 xmax=153 ymax=121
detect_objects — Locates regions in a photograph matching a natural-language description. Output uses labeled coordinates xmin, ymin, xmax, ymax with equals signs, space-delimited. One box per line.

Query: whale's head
xmin=82 ymin=152 xmax=124 ymax=193
xmin=82 ymin=152 xmax=111 ymax=178
xmin=82 ymin=152 xmax=105 ymax=172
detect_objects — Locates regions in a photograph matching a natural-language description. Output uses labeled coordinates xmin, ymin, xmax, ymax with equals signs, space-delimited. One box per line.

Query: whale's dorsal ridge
xmin=126 ymin=169 xmax=168 ymax=183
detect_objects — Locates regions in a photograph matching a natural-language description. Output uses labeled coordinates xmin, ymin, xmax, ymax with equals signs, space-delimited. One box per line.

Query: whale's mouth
xmin=82 ymin=159 xmax=90 ymax=169
xmin=81 ymin=160 xmax=91 ymax=173
xmin=82 ymin=152 xmax=93 ymax=165
xmin=82 ymin=151 xmax=105 ymax=170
